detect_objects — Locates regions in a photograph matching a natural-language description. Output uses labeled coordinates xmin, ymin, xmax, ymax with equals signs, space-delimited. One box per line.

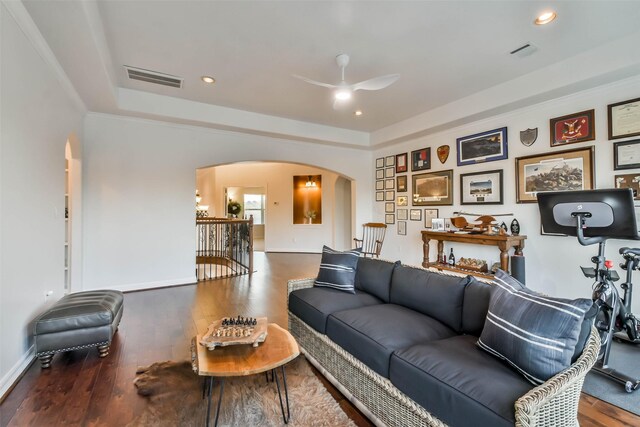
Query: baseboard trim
xmin=0 ymin=345 xmax=36 ymax=403
xmin=107 ymin=276 xmax=197 ymax=293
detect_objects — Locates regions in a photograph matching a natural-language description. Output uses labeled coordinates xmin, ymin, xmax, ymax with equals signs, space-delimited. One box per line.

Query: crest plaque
xmin=436 ymin=145 xmax=450 ymax=164
xmin=520 ymin=128 xmax=538 ymax=146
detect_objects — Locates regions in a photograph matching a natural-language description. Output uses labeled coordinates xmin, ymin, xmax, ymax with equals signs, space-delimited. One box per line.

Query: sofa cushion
xmin=354 ymin=258 xmax=399 ymax=302
xmin=390 ymin=335 xmax=533 ymax=427
xmin=314 ymin=246 xmax=361 ymax=293
xmin=288 ymin=287 xmax=382 ymax=334
xmin=326 ymin=304 xmax=456 ymax=377
xmin=462 ymin=277 xmax=493 ymax=336
xmin=390 ymin=265 xmax=470 ymax=332
xmin=478 ymin=269 xmax=593 ymax=385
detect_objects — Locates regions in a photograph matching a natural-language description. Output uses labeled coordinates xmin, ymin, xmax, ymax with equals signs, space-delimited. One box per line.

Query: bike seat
xmin=620 ymin=247 xmax=640 ymax=256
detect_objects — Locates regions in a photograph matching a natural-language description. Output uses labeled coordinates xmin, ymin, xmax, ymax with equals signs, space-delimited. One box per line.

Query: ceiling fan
xmin=293 ymin=54 xmax=400 ymax=109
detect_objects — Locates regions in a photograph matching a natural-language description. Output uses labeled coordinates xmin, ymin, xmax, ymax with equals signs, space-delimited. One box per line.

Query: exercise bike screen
xmin=537 ymin=189 xmax=639 ymax=239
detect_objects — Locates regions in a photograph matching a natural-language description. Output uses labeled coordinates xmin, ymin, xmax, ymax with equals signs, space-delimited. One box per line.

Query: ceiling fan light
xmin=334 ymin=89 xmax=352 ymax=101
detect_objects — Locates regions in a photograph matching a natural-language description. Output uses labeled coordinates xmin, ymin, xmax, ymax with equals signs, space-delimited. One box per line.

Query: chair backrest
xmin=355 ymin=222 xmax=387 ymax=257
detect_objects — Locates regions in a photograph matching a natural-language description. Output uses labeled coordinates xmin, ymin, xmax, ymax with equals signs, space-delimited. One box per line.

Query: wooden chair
xmin=354 ymin=223 xmax=387 ymax=258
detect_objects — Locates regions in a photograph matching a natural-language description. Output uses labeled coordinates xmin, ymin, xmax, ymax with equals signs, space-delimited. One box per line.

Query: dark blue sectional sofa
xmin=287 ymin=257 xmax=599 ymax=427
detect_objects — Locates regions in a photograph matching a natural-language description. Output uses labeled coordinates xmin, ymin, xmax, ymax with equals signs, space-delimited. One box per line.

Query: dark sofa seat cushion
xmin=288 ymin=287 xmax=382 ymax=334
xmin=326 ymin=304 xmax=456 ymax=377
xmin=354 ymin=257 xmax=399 ymax=302
xmin=390 ymin=335 xmax=533 ymax=427
xmin=390 ymin=265 xmax=471 ymax=332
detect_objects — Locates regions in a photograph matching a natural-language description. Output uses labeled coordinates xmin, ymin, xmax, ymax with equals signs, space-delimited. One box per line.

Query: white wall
xmin=210 ymin=163 xmax=344 ymax=252
xmin=0 ymin=3 xmax=84 ymax=396
xmin=82 ymin=113 xmax=372 ymax=291
xmin=374 ymin=75 xmax=640 ymax=313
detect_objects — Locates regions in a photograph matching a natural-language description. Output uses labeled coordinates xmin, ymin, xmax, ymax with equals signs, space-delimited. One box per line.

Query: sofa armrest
xmin=514 ymin=326 xmax=600 ymax=427
xmin=287 ymin=277 xmax=315 ymax=306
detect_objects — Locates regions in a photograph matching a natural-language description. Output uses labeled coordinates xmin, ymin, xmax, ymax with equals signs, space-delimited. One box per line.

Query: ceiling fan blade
xmin=351 ymin=74 xmax=400 ymax=91
xmin=292 ymin=74 xmax=339 ymax=89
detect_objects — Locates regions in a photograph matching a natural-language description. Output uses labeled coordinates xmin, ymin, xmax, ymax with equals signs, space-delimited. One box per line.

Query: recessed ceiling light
xmin=535 ymin=11 xmax=557 ymax=25
xmin=354 ymin=110 xmax=363 ymax=116
xmin=201 ymin=76 xmax=216 ymax=84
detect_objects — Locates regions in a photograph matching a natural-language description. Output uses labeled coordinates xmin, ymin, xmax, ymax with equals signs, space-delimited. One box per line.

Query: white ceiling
xmin=21 ymin=0 xmax=640 ymax=147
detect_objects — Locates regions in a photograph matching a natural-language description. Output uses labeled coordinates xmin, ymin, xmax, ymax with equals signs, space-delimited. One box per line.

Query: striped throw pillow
xmin=314 ymin=246 xmax=361 ymax=293
xmin=478 ymin=269 xmax=593 ymax=385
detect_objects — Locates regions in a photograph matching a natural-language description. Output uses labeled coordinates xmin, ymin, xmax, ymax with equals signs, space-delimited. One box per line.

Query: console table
xmin=421 ymin=231 xmax=526 ymax=279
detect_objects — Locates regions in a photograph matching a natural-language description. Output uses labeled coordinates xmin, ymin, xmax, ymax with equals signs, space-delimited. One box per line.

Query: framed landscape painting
xmin=412 ymin=169 xmax=453 ymax=206
xmin=456 ymin=127 xmax=508 ymax=166
xmin=460 ymin=169 xmax=503 ymax=205
xmin=515 ymin=146 xmax=595 ymax=203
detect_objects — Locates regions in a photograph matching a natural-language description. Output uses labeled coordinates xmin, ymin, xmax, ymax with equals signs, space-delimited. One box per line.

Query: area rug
xmin=128 ymin=355 xmax=357 ymax=426
xmin=582 ymin=340 xmax=640 ymax=415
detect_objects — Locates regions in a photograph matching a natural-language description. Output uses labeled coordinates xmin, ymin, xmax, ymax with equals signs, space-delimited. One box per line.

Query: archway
xmin=195 ymin=161 xmax=355 ymax=253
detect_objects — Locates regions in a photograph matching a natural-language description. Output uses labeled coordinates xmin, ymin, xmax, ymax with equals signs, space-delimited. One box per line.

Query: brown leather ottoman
xmin=33 ymin=290 xmax=124 ymax=368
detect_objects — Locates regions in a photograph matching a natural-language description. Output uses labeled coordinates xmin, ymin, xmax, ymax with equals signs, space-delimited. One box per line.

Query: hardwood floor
xmin=1 ymin=252 xmax=637 ymax=426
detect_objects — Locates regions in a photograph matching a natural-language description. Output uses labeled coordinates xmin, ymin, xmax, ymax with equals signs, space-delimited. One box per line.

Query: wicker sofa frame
xmin=287 ymin=277 xmax=600 ymax=427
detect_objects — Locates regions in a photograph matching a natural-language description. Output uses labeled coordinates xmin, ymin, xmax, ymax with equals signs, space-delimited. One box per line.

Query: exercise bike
xmin=537 ymin=189 xmax=640 ymax=393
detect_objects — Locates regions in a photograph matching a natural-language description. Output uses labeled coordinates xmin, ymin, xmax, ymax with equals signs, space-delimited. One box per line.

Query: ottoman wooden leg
xmin=39 ymin=354 xmax=53 ymax=369
xmin=98 ymin=344 xmax=110 ymax=358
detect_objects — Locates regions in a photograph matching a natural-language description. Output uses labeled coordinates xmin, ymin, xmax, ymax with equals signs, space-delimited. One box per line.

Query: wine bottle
xmin=448 ymin=248 xmax=455 ymax=266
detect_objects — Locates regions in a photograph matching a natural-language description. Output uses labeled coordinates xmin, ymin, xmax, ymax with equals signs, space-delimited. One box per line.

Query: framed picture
xmin=608 ymin=97 xmax=640 ymax=140
xmin=396 ymin=153 xmax=408 ymax=173
xmin=456 ymin=127 xmax=508 ymax=166
xmin=431 ymin=218 xmax=445 ymax=231
xmin=410 ymin=209 xmax=422 ymax=221
xmin=615 ymin=173 xmax=640 ymax=200
xmin=376 ymin=157 xmax=385 ymax=169
xmin=397 ymin=175 xmax=408 ymax=192
xmin=397 ymin=195 xmax=408 ymax=206
xmin=385 ymin=156 xmax=395 ymax=167
xmin=424 ymin=209 xmax=439 ymax=228
xmin=385 ymin=202 xmax=395 ymax=213
xmin=614 ymin=139 xmax=640 ymax=170
xmin=375 ymin=180 xmax=384 ymax=190
xmin=515 ymin=146 xmax=595 ymax=203
xmin=460 ymin=169 xmax=504 ymax=205
xmin=398 ymin=208 xmax=408 ymax=220
xmin=376 ymin=169 xmax=384 ymax=180
xmin=385 ymin=167 xmax=395 ymax=178
xmin=385 ymin=214 xmax=395 ymax=225
xmin=385 ymin=190 xmax=395 ymax=201
xmin=411 ymin=148 xmax=431 ymax=171
xmin=550 ymin=109 xmax=595 ymax=146
xmin=375 ymin=191 xmax=384 ymax=202
xmin=397 ymin=221 xmax=407 ymax=235
xmin=412 ymin=169 xmax=454 ymax=206
xmin=385 ymin=179 xmax=395 ymax=190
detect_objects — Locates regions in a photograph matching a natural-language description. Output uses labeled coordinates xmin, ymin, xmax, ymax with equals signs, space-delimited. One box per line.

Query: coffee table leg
xmin=205 ymin=378 xmax=225 ymax=427
xmin=273 ymin=366 xmax=291 ymax=424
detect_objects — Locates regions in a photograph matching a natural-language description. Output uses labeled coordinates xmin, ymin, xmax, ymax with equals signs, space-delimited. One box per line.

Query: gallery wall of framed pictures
xmin=374 ymin=91 xmax=640 ymax=238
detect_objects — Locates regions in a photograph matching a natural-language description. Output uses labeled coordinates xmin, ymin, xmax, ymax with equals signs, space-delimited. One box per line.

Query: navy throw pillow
xmin=314 ymin=246 xmax=361 ymax=293
xmin=478 ymin=269 xmax=593 ymax=385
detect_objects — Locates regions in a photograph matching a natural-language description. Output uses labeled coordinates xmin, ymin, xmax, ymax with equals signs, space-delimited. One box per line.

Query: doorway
xmin=195 ymin=162 xmax=355 ymax=253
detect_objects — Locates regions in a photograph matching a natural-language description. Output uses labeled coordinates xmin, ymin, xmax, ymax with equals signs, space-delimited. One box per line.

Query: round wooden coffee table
xmin=191 ymin=323 xmax=300 ymax=427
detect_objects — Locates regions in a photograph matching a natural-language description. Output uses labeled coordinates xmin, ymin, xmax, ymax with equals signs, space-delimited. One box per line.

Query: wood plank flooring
xmin=1 ymin=252 xmax=637 ymax=426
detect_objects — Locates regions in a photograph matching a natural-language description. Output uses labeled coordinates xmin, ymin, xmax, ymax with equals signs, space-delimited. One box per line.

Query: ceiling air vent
xmin=509 ymin=43 xmax=538 ymax=58
xmin=123 ymin=65 xmax=183 ymax=88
